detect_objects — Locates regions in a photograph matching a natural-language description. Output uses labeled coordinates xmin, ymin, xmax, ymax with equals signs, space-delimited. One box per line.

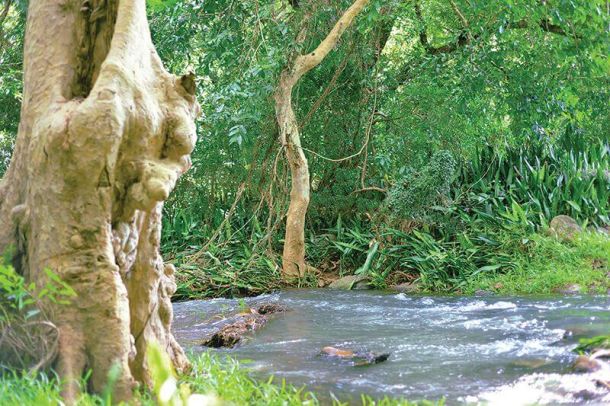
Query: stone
xmin=572 ymin=356 xmax=603 ymax=373
xmin=320 ymin=346 xmax=390 ymax=366
xmin=256 ymin=303 xmax=287 ymax=315
xmin=201 ymin=303 xmax=287 ymax=348
xmin=548 ymin=215 xmax=582 ymax=241
xmin=328 ymin=274 xmax=371 ymax=290
xmin=474 ymin=289 xmax=495 ymax=297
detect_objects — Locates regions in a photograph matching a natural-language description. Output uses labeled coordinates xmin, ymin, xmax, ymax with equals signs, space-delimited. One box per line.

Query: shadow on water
xmin=172 ymin=289 xmax=610 ymax=405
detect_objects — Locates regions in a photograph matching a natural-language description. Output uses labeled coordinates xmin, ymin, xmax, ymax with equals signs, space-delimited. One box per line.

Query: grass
xmin=462 ymin=231 xmax=610 ymax=295
xmin=0 ymin=353 xmax=440 ymax=406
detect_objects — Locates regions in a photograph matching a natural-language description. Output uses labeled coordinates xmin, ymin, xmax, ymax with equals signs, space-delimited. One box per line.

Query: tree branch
xmin=414 ymin=0 xmax=573 ymax=56
xmin=0 ymin=0 xmax=12 ymax=51
xmin=414 ymin=0 xmax=471 ymax=55
xmin=293 ymin=0 xmax=369 ymax=80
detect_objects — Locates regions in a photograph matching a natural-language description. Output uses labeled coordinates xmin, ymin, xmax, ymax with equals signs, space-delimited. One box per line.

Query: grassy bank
xmin=462 ymin=232 xmax=610 ymax=295
xmin=167 ymin=225 xmax=610 ymax=299
xmin=0 ymin=353 xmax=439 ymax=406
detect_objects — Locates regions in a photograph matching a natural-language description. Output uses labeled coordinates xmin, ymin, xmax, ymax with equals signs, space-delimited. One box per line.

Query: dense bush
xmin=459 ymin=134 xmax=610 ymax=228
xmin=386 ymin=150 xmax=457 ymax=224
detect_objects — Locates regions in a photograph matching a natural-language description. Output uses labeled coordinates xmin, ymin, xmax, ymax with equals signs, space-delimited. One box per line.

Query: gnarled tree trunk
xmin=0 ymin=0 xmax=198 ymax=401
xmin=275 ymin=0 xmax=370 ymax=280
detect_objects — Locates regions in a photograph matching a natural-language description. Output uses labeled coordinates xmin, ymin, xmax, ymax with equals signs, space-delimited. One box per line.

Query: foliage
xmin=1 ymin=1 xmax=609 ymax=298
xmin=575 ymin=335 xmax=610 ymax=354
xmin=459 ymin=134 xmax=610 ymax=228
xmin=0 ymin=352 xmax=439 ymax=406
xmin=0 ymin=256 xmax=76 ymax=372
xmin=460 ymin=231 xmax=610 ymax=295
xmin=386 ymin=150 xmax=457 ymax=223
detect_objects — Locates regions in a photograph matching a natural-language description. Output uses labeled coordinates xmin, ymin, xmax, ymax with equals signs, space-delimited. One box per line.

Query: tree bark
xmin=275 ymin=0 xmax=370 ymax=279
xmin=0 ymin=0 xmax=198 ymax=402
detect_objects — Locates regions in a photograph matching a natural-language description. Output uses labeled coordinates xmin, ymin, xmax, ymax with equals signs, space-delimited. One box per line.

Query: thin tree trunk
xmin=275 ymin=0 xmax=370 ymax=279
xmin=0 ymin=0 xmax=198 ymax=401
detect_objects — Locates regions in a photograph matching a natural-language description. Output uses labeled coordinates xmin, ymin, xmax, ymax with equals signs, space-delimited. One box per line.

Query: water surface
xmin=173 ymin=289 xmax=610 ymax=404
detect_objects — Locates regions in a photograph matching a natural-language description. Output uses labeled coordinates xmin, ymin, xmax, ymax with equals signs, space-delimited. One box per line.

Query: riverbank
xmin=169 ymin=229 xmax=610 ymax=300
xmin=0 ymin=353 xmax=436 ymax=406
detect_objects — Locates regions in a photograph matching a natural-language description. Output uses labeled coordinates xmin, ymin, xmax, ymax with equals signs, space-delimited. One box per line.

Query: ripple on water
xmin=172 ymin=290 xmax=610 ymax=403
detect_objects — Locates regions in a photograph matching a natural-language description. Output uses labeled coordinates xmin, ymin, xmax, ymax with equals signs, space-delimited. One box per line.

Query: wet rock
xmin=572 ymin=355 xmax=603 ymax=373
xmin=574 ymin=389 xmax=599 ymax=401
xmin=256 ymin=303 xmax=287 ymax=315
xmin=320 ymin=346 xmax=390 ymax=366
xmin=328 ymin=274 xmax=371 ymax=290
xmin=548 ymin=215 xmax=582 ymax=241
xmin=391 ymin=282 xmax=421 ymax=294
xmin=556 ymin=284 xmax=582 ymax=295
xmin=596 ymin=380 xmax=610 ymax=390
xmin=201 ymin=303 xmax=287 ymax=348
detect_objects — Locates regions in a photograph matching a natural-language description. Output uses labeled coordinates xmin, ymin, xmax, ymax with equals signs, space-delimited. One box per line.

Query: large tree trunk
xmin=275 ymin=0 xmax=370 ymax=280
xmin=0 ymin=0 xmax=198 ymax=401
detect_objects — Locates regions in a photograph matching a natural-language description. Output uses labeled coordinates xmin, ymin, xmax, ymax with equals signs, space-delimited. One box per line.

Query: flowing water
xmin=172 ymin=289 xmax=610 ymax=405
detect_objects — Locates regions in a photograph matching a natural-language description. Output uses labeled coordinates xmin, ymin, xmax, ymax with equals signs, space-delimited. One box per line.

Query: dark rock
xmin=391 ymin=282 xmax=421 ymax=294
xmin=574 ymin=389 xmax=599 ymax=401
xmin=201 ymin=314 xmax=267 ymax=348
xmin=201 ymin=303 xmax=287 ymax=348
xmin=572 ymin=355 xmax=603 ymax=373
xmin=328 ymin=274 xmax=371 ymax=290
xmin=256 ymin=303 xmax=287 ymax=315
xmin=596 ymin=380 xmax=610 ymax=391
xmin=320 ymin=346 xmax=390 ymax=366
xmin=548 ymin=215 xmax=582 ymax=241
xmin=474 ymin=289 xmax=495 ymax=297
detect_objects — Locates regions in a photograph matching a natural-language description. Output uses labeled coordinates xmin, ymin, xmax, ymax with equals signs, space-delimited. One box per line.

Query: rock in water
xmin=256 ymin=303 xmax=287 ymax=315
xmin=328 ymin=274 xmax=371 ymax=290
xmin=548 ymin=215 xmax=582 ymax=241
xmin=390 ymin=282 xmax=421 ymax=294
xmin=200 ymin=302 xmax=287 ymax=348
xmin=572 ymin=355 xmax=603 ymax=373
xmin=320 ymin=346 xmax=390 ymax=366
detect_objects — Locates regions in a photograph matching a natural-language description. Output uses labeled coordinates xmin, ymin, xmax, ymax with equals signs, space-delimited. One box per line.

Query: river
xmin=173 ymin=289 xmax=610 ymax=405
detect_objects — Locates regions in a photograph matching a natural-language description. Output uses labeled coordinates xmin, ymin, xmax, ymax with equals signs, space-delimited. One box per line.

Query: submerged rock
xmin=320 ymin=346 xmax=390 ymax=366
xmin=548 ymin=215 xmax=582 ymax=241
xmin=390 ymin=282 xmax=421 ymax=294
xmin=572 ymin=355 xmax=603 ymax=373
xmin=328 ymin=274 xmax=371 ymax=290
xmin=510 ymin=358 xmax=552 ymax=369
xmin=200 ymin=303 xmax=287 ymax=348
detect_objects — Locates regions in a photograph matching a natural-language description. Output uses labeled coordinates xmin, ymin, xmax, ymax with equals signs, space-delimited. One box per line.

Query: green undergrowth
xmin=164 ymin=136 xmax=610 ymax=299
xmin=0 ymin=353 xmax=439 ymax=406
xmin=165 ymin=219 xmax=610 ymax=299
xmin=308 ymin=221 xmax=610 ymax=295
xmin=461 ymin=231 xmax=610 ymax=295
